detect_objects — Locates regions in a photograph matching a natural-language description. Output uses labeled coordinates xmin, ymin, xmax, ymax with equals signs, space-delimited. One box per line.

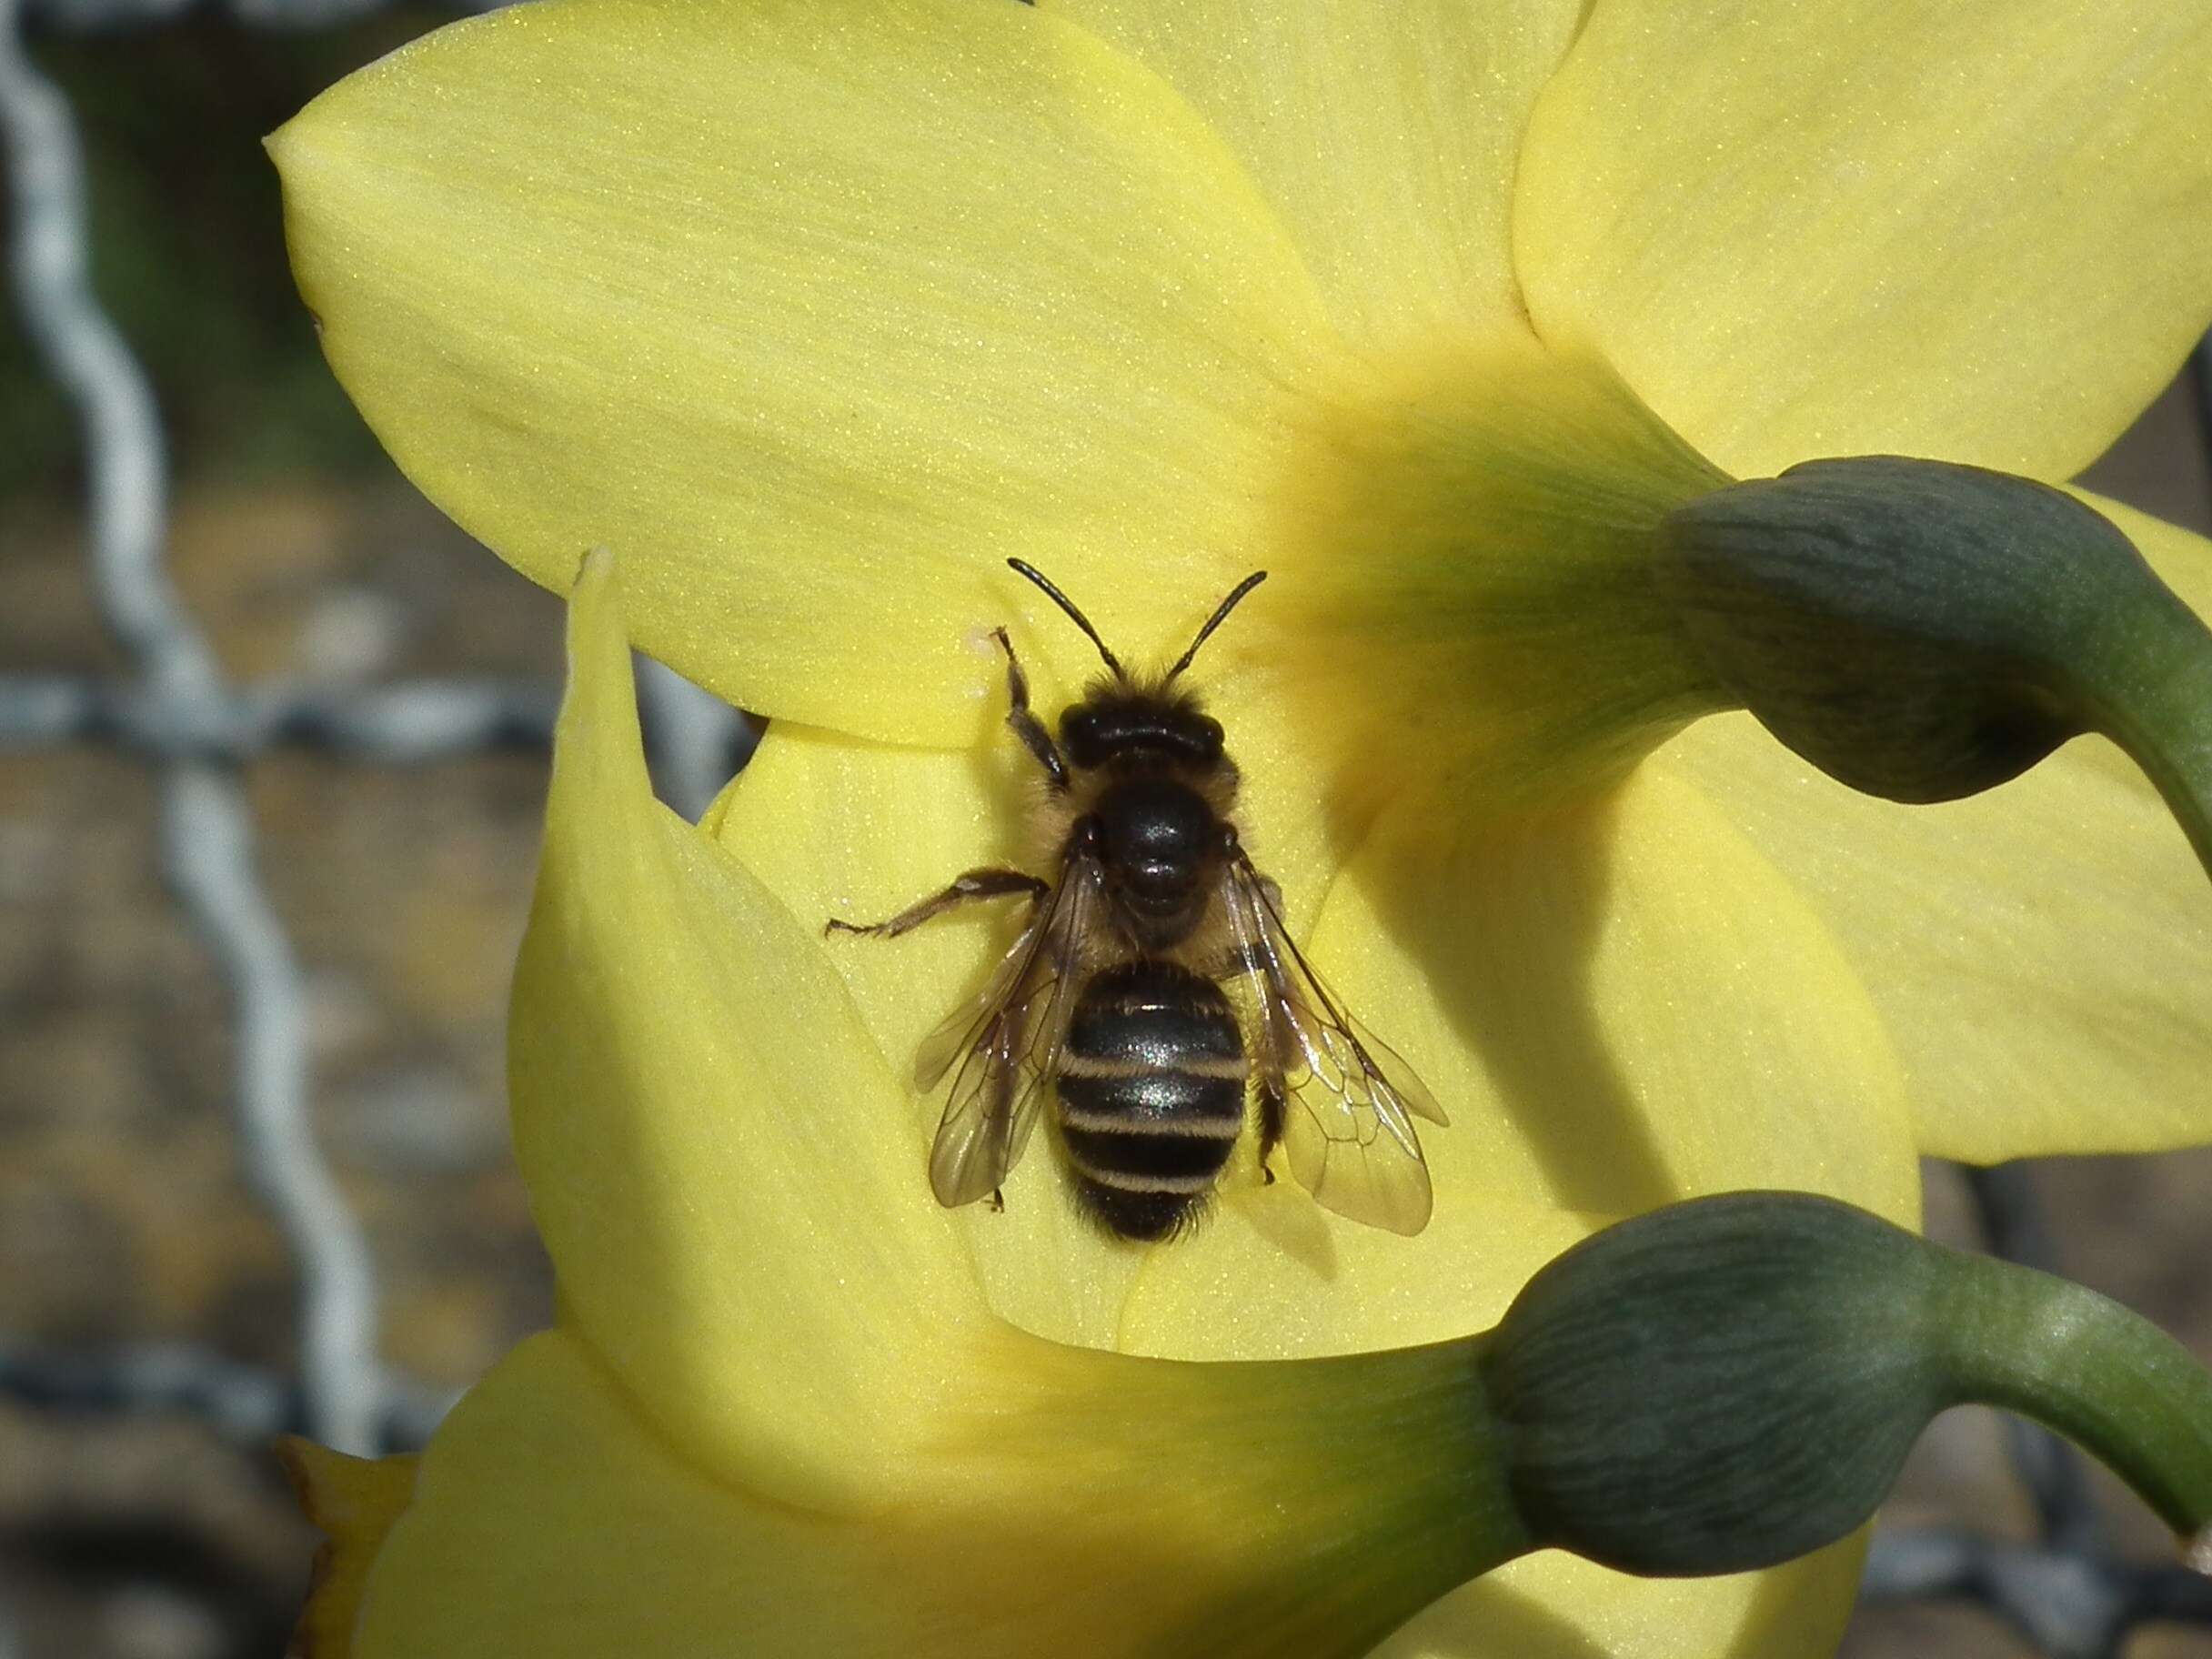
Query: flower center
xmin=1256 ymin=328 xmax=1734 ymax=835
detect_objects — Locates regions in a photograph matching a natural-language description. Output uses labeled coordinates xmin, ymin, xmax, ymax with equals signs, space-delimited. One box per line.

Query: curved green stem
xmin=1937 ymin=1247 xmax=2212 ymax=1543
xmin=2073 ymin=579 xmax=2212 ymax=876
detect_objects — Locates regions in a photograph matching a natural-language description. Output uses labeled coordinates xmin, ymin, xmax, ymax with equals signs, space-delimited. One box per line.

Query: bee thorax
xmin=1085 ymin=775 xmax=1225 ymax=950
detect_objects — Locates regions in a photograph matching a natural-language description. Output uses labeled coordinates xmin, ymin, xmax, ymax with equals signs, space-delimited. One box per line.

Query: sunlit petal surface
xmin=356 ymin=1232 xmax=1863 ymax=1659
xmin=1517 ymin=0 xmax=2212 ymax=480
xmin=1376 ymin=1539 xmax=1863 ymax=1659
xmin=356 ymin=1332 xmax=1083 ymax=1656
xmin=512 ymin=554 xmax=985 ymax=1509
xmin=1666 ymin=500 xmax=2212 ymax=1160
xmin=709 ymin=725 xmax=1146 ymax=1348
xmin=1053 ymin=0 xmax=1583 ymax=343
xmin=271 ymin=0 xmax=1337 ymax=742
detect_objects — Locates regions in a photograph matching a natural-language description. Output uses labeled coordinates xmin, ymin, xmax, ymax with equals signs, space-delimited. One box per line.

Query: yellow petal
xmin=716 ymin=683 xmax=1917 ymax=1361
xmin=1190 ymin=763 xmax=1918 ymax=1229
xmin=271 ymin=0 xmax=1333 ymax=742
xmin=1663 ymin=498 xmax=2212 ymax=1160
xmin=1516 ymin=0 xmax=2212 ymax=481
xmin=278 ymin=1438 xmax=418 ymax=1659
xmin=1376 ymin=1539 xmax=1864 ymax=1659
xmin=1120 ymin=1190 xmax=1596 ymax=1360
xmin=513 ymin=551 xmax=985 ymax=1510
xmin=1053 ymin=0 xmax=1582 ymax=345
xmin=1101 ymin=753 xmax=1917 ymax=1349
xmin=359 ymin=1328 xmax=1534 ymax=1658
xmin=355 ymin=1332 xmax=927 ymax=1655
xmin=707 ymin=723 xmax=1142 ymax=1349
xmin=1114 ymin=764 xmax=1918 ymax=1355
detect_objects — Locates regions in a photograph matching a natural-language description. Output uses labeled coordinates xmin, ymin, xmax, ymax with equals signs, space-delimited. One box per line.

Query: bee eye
xmin=1198 ymin=718 xmax=1224 ymax=752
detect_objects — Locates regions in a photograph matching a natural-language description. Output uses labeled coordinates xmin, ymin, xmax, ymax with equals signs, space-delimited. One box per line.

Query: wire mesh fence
xmin=0 ymin=4 xmax=2207 ymax=1656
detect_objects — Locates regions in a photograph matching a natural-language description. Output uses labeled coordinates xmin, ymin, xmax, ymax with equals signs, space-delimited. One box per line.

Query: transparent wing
xmin=914 ymin=851 xmax=1101 ymax=1209
xmin=1221 ymin=855 xmax=1443 ymax=1236
xmin=914 ymin=921 xmax=1037 ymax=1094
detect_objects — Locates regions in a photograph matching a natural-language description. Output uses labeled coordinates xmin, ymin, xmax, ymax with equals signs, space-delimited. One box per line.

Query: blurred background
xmin=0 ymin=5 xmax=2207 ymax=1657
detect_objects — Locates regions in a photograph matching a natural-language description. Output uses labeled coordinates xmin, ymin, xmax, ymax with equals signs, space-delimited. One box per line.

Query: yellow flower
xmin=267 ymin=2 xmax=2212 ymax=1654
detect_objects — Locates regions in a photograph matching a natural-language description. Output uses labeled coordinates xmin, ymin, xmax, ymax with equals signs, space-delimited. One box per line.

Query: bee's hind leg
xmin=1256 ymin=1081 xmax=1286 ymax=1187
xmin=825 ymin=868 xmax=1045 ymax=939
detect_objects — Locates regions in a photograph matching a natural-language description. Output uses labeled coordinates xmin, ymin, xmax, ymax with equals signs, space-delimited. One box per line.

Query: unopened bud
xmin=1480 ymin=1192 xmax=2212 ymax=1578
xmin=1658 ymin=458 xmax=2147 ymax=801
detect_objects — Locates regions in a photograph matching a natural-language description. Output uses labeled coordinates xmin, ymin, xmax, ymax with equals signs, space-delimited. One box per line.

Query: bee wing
xmin=914 ymin=922 xmax=1035 ymax=1094
xmin=916 ymin=850 xmax=1102 ymax=1210
xmin=1222 ymin=855 xmax=1444 ymax=1236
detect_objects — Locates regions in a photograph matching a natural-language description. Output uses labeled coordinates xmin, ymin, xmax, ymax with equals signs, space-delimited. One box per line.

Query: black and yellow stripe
xmin=1058 ymin=960 xmax=1247 ymax=1241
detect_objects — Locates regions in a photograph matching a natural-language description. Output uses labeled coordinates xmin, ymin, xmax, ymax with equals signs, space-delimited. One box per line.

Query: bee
xmin=827 ymin=558 xmax=1446 ymax=1242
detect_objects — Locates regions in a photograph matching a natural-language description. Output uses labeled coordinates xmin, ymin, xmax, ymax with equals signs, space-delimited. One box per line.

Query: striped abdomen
xmin=1057 ymin=960 xmax=1248 ymax=1242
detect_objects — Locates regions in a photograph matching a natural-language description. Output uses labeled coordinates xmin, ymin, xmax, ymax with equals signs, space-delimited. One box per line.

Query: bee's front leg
xmin=992 ymin=627 xmax=1069 ymax=791
xmin=825 ymin=868 xmax=1046 ymax=939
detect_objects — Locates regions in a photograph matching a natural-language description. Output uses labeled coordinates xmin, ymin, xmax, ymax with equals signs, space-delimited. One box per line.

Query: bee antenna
xmin=1166 ymin=569 xmax=1267 ymax=681
xmin=1007 ymin=558 xmax=1123 ymax=677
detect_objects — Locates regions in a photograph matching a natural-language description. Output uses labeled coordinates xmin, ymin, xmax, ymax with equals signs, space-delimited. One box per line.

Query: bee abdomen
xmin=1058 ymin=960 xmax=1246 ymax=1242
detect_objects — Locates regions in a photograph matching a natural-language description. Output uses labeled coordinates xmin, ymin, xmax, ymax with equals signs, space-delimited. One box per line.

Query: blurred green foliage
xmin=1 ymin=10 xmax=452 ymax=503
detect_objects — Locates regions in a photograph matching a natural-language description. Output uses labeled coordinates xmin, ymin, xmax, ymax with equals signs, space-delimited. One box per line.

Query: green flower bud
xmin=1480 ymin=1191 xmax=2212 ymax=1578
xmin=1656 ymin=457 xmax=2212 ymax=872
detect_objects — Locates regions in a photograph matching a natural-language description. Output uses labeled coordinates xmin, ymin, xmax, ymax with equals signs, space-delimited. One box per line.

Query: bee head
xmin=1060 ymin=691 xmax=1224 ymax=771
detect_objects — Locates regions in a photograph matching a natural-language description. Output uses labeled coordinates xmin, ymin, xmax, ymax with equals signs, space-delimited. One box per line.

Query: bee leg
xmin=992 ymin=627 xmax=1069 ymax=791
xmin=1218 ymin=940 xmax=1267 ymax=980
xmin=1256 ymin=1081 xmax=1287 ymax=1186
xmin=825 ymin=868 xmax=1046 ymax=938
xmin=988 ymin=1187 xmax=1006 ymax=1213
